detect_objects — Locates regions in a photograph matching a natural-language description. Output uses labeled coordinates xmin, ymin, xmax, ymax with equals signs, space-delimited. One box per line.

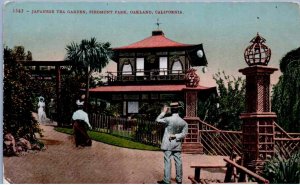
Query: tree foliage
xmin=3 ymin=46 xmax=41 ymax=140
xmin=65 ymin=37 xmax=113 ymax=76
xmin=198 ymin=71 xmax=245 ymax=130
xmin=272 ymin=47 xmax=300 ymax=132
xmin=65 ymin=37 xmax=113 ymax=105
xmin=59 ymin=73 xmax=86 ymax=124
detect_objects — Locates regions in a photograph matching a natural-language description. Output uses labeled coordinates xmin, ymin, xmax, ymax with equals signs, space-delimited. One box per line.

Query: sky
xmin=3 ymin=0 xmax=300 ymax=86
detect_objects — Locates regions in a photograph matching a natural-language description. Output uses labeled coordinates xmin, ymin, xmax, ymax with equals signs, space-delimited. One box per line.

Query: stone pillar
xmin=239 ymin=65 xmax=277 ymax=172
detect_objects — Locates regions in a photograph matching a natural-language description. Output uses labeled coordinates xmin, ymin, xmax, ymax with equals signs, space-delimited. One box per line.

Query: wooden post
xmin=239 ymin=65 xmax=277 ymax=173
xmin=182 ymin=88 xmax=203 ymax=154
xmin=55 ymin=65 xmax=61 ymax=127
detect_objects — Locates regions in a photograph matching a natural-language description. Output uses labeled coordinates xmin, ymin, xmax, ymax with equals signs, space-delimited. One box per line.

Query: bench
xmin=188 ymin=164 xmax=226 ymax=183
xmin=188 ymin=158 xmax=269 ymax=184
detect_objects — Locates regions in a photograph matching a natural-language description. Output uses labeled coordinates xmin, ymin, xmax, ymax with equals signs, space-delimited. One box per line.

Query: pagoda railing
xmin=106 ymin=69 xmax=185 ymax=84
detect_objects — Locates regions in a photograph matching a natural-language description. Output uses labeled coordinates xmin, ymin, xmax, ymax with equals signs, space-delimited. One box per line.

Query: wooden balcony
xmin=106 ymin=69 xmax=186 ymax=85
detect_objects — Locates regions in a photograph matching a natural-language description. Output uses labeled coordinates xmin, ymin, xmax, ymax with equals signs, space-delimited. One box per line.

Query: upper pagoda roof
xmin=113 ymin=30 xmax=194 ymax=51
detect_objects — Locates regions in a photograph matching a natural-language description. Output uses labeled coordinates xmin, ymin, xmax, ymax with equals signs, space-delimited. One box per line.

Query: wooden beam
xmin=223 ymin=158 xmax=269 ymax=183
xmin=20 ymin=60 xmax=72 ymax=66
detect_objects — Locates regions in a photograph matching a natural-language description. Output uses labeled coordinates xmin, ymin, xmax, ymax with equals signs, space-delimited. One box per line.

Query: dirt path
xmin=4 ymin=124 xmax=226 ymax=184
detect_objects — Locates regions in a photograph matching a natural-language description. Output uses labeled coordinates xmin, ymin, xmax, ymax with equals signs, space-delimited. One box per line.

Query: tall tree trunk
xmin=85 ymin=65 xmax=90 ymax=112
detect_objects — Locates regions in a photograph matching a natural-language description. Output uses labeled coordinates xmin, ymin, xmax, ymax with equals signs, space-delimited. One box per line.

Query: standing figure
xmin=156 ymin=102 xmax=188 ymax=184
xmin=37 ymin=96 xmax=47 ymax=123
xmin=72 ymin=100 xmax=92 ymax=147
xmin=48 ymin=98 xmax=56 ymax=122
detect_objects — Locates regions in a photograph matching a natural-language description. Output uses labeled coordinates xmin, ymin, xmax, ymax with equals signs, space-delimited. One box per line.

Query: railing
xmin=199 ymin=120 xmax=243 ymax=156
xmin=274 ymin=122 xmax=300 ymax=158
xmin=90 ymin=113 xmax=299 ymax=157
xmin=106 ymin=69 xmax=185 ymax=84
xmin=275 ymin=138 xmax=300 ymax=159
xmin=274 ymin=122 xmax=293 ymax=138
xmin=199 ymin=120 xmax=300 ymax=158
xmin=90 ymin=113 xmax=164 ymax=146
xmin=223 ymin=158 xmax=269 ymax=183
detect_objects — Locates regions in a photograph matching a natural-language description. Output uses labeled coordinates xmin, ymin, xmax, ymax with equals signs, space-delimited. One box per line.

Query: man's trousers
xmin=163 ymin=150 xmax=182 ymax=183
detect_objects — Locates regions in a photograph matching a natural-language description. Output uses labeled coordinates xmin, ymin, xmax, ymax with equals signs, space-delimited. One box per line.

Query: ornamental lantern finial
xmin=185 ymin=68 xmax=200 ymax=87
xmin=244 ymin=33 xmax=271 ymax=66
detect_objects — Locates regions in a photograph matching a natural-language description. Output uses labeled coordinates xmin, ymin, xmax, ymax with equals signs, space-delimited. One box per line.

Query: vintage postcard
xmin=3 ymin=0 xmax=300 ymax=184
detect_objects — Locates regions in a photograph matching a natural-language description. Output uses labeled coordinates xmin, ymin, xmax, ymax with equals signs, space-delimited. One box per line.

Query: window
xmin=122 ymin=64 xmax=133 ymax=75
xmin=127 ymin=101 xmax=139 ymax=113
xmin=159 ymin=57 xmax=168 ymax=75
xmin=136 ymin=58 xmax=144 ymax=76
xmin=40 ymin=66 xmax=50 ymax=70
xmin=171 ymin=60 xmax=183 ymax=74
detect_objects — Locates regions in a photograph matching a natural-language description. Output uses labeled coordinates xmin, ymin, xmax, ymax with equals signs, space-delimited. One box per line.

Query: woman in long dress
xmin=72 ymin=100 xmax=92 ymax=147
xmin=38 ymin=96 xmax=47 ymax=123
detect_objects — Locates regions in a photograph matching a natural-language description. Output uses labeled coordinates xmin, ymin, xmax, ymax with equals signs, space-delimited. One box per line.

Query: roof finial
xmin=156 ymin=18 xmax=161 ymax=30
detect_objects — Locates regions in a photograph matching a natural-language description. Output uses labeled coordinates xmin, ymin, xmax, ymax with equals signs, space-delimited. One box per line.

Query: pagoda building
xmin=89 ymin=30 xmax=215 ymax=118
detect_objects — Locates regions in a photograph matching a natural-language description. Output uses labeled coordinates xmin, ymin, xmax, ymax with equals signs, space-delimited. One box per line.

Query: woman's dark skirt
xmin=73 ymin=120 xmax=92 ymax=147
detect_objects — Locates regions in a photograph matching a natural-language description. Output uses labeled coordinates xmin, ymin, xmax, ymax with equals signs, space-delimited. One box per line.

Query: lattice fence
xmin=275 ymin=138 xmax=300 ymax=159
xmin=199 ymin=120 xmax=243 ymax=156
xmin=274 ymin=122 xmax=300 ymax=158
xmin=199 ymin=120 xmax=300 ymax=158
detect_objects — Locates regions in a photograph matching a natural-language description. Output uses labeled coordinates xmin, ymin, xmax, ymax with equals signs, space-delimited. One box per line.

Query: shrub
xmin=263 ymin=151 xmax=300 ymax=184
xmin=3 ymin=46 xmax=42 ymax=140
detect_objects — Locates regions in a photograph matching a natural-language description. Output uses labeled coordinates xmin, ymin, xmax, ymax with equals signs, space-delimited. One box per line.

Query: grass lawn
xmin=54 ymin=127 xmax=160 ymax=151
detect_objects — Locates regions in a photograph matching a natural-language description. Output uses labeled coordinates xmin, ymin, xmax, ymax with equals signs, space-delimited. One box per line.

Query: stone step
xmin=182 ymin=147 xmax=203 ymax=154
xmin=182 ymin=143 xmax=203 ymax=154
xmin=185 ymin=138 xmax=199 ymax=142
xmin=183 ymin=149 xmax=203 ymax=154
xmin=182 ymin=143 xmax=202 ymax=149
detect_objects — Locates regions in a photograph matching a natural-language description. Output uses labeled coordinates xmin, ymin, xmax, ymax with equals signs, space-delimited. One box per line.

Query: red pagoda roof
xmin=89 ymin=84 xmax=215 ymax=93
xmin=113 ymin=30 xmax=193 ymax=50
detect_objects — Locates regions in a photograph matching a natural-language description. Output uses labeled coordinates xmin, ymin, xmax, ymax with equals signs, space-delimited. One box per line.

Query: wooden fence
xmin=199 ymin=120 xmax=243 ymax=156
xmin=89 ymin=113 xmax=299 ymax=158
xmin=274 ymin=122 xmax=300 ymax=158
xmin=199 ymin=120 xmax=300 ymax=158
xmin=90 ymin=113 xmax=164 ymax=147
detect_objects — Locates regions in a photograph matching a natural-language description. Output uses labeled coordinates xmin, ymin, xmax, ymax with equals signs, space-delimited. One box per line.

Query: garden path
xmin=4 ymin=122 xmax=226 ymax=184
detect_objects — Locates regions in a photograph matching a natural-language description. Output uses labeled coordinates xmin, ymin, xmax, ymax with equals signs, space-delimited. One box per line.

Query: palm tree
xmin=65 ymin=37 xmax=113 ymax=109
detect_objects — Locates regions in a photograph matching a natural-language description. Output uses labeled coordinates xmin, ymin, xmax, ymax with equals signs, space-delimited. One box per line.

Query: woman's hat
xmin=38 ymin=96 xmax=44 ymax=102
xmin=76 ymin=100 xmax=84 ymax=106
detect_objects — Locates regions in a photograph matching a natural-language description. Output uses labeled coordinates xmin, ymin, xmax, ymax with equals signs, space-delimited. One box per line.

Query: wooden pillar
xmin=239 ymin=66 xmax=277 ymax=173
xmin=55 ymin=66 xmax=61 ymax=127
xmin=182 ymin=88 xmax=203 ymax=154
xmin=185 ymin=89 xmax=198 ymax=117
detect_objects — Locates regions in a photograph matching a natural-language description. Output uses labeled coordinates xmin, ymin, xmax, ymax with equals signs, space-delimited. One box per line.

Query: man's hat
xmin=170 ymin=102 xmax=180 ymax=109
